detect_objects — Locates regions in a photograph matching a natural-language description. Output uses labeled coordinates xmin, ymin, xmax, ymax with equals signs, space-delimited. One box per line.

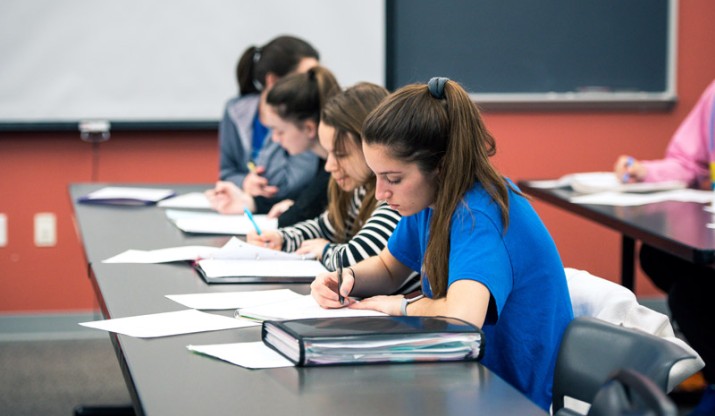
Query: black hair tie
xmin=427 ymin=77 xmax=449 ymax=99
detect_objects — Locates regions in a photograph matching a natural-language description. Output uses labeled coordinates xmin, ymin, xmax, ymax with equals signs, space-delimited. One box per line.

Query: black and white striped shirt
xmin=279 ymin=186 xmax=420 ymax=294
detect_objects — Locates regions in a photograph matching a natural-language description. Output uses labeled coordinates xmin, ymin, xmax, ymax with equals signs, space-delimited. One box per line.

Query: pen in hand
xmin=621 ymin=156 xmax=634 ymax=183
xmin=244 ymin=207 xmax=262 ymax=235
xmin=337 ymin=256 xmax=344 ymax=305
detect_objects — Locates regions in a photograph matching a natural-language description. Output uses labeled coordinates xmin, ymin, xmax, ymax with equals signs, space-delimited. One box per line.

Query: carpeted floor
xmin=0 ymin=337 xmax=131 ymax=416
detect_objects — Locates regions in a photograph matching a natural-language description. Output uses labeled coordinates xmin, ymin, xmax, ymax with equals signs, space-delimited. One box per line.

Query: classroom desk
xmin=70 ymin=183 xmax=547 ymax=416
xmin=517 ymin=180 xmax=715 ymax=291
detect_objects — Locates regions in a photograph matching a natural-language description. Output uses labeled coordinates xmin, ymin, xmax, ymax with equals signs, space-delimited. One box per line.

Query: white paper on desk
xmin=188 ymin=341 xmax=293 ymax=369
xmin=529 ymin=172 xmax=686 ymax=194
xmin=79 ymin=309 xmax=259 ymax=338
xmin=211 ymin=237 xmax=316 ymax=261
xmin=157 ymin=192 xmax=213 ymax=210
xmin=165 ymin=209 xmax=278 ymax=235
xmin=102 ymin=245 xmax=219 ymax=263
xmin=570 ymin=189 xmax=713 ymax=206
xmin=238 ymin=295 xmax=386 ymax=321
xmin=198 ymin=259 xmax=328 ymax=279
xmin=166 ymin=289 xmax=303 ymax=310
xmin=82 ymin=186 xmax=175 ymax=202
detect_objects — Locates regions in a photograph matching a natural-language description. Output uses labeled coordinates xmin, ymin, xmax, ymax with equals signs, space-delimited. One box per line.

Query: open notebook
xmin=102 ymin=237 xmax=327 ymax=284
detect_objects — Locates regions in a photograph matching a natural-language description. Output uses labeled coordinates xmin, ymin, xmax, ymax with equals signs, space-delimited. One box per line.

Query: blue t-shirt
xmin=387 ymin=180 xmax=573 ymax=411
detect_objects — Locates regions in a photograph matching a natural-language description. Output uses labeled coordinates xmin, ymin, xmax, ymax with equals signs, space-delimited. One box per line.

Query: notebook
xmin=196 ymin=258 xmax=328 ymax=284
xmin=262 ymin=315 xmax=484 ymax=367
xmin=78 ymin=186 xmax=176 ymax=206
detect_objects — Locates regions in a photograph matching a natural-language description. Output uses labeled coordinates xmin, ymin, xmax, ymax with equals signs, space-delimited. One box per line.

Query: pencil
xmin=243 ymin=207 xmax=262 ymax=235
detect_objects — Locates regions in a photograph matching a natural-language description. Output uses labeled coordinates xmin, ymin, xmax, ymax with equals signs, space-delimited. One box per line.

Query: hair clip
xmin=252 ymin=47 xmax=262 ymax=64
xmin=427 ymin=77 xmax=449 ymax=99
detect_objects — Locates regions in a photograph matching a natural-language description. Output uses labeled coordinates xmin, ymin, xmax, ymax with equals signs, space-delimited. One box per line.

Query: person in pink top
xmin=615 ymin=79 xmax=715 ymax=187
xmin=613 ymin=80 xmax=715 ymax=416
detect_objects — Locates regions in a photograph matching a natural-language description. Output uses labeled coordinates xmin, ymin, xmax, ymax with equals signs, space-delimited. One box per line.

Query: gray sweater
xmin=218 ymin=94 xmax=319 ymax=201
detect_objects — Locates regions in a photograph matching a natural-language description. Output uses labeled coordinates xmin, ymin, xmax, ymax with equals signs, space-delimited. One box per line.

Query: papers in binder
xmin=78 ymin=186 xmax=176 ymax=206
xmin=164 ymin=209 xmax=278 ymax=235
xmin=262 ymin=316 xmax=484 ymax=366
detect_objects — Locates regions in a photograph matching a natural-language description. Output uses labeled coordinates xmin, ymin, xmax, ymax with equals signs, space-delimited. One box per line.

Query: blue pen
xmin=243 ymin=208 xmax=262 ymax=235
xmin=621 ymin=156 xmax=634 ymax=183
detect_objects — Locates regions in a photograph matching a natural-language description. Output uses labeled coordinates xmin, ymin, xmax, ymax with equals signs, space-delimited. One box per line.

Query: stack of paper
xmin=102 ymin=237 xmax=327 ymax=283
xmin=164 ymin=209 xmax=278 ymax=235
xmin=527 ymin=172 xmax=686 ymax=194
xmin=78 ymin=186 xmax=176 ymax=206
xmin=157 ymin=192 xmax=213 ymax=210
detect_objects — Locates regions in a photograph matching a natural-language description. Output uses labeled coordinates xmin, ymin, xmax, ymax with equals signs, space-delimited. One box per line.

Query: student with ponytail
xmin=209 ymin=66 xmax=339 ymax=226
xmin=310 ymin=78 xmax=572 ymax=411
xmin=218 ymin=35 xmax=320 ymax=201
xmin=243 ymin=82 xmax=418 ymax=293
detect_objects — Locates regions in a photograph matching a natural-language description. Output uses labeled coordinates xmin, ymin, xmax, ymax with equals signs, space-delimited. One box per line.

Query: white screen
xmin=0 ymin=0 xmax=385 ymax=125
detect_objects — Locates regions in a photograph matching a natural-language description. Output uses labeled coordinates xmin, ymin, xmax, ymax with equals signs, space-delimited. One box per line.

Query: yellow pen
xmin=247 ymin=161 xmax=257 ymax=173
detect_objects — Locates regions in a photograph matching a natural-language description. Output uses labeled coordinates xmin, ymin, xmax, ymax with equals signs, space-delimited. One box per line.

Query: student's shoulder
xmin=225 ymin=94 xmax=260 ymax=114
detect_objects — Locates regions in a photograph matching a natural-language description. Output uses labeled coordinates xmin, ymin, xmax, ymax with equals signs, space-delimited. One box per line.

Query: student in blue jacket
xmin=219 ymin=35 xmax=320 ymax=201
xmin=311 ymin=78 xmax=573 ymax=411
xmin=208 ymin=66 xmax=340 ymax=226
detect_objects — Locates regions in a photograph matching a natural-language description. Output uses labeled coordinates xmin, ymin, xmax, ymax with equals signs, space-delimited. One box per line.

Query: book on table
xmin=262 ymin=315 xmax=484 ymax=367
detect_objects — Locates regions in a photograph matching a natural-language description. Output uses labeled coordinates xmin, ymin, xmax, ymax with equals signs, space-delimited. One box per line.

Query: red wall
xmin=2 ymin=1 xmax=715 ymax=313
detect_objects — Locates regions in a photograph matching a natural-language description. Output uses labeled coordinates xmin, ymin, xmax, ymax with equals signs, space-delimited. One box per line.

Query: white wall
xmin=0 ymin=0 xmax=385 ymax=124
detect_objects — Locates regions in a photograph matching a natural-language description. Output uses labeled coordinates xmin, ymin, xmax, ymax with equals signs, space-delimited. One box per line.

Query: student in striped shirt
xmin=247 ymin=83 xmax=419 ymax=293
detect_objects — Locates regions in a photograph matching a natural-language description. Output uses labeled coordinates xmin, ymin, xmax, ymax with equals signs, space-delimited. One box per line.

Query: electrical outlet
xmin=0 ymin=214 xmax=6 ymax=247
xmin=34 ymin=213 xmax=56 ymax=247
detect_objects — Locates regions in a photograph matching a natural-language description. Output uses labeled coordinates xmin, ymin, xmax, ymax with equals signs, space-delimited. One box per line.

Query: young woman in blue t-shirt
xmin=310 ymin=77 xmax=573 ymax=411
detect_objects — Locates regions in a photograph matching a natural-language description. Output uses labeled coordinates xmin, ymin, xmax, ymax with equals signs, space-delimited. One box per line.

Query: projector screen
xmin=0 ymin=0 xmax=385 ymax=129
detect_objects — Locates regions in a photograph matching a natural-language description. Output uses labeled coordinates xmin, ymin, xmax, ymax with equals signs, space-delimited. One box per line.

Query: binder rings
xmin=262 ymin=315 xmax=484 ymax=367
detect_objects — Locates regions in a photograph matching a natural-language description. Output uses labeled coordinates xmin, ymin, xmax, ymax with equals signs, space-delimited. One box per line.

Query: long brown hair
xmin=236 ymin=35 xmax=320 ymax=95
xmin=266 ymin=66 xmax=340 ymax=126
xmin=321 ymin=83 xmax=389 ymax=241
xmin=362 ymin=79 xmax=511 ymax=298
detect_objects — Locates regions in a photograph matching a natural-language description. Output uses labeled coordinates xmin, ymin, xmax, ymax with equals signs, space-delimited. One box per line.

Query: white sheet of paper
xmin=84 ymin=186 xmax=175 ymax=202
xmin=79 ymin=309 xmax=258 ymax=338
xmin=102 ymin=245 xmax=218 ymax=263
xmin=165 ymin=209 xmax=278 ymax=235
xmin=101 ymin=237 xmax=315 ymax=264
xmin=198 ymin=259 xmax=327 ymax=279
xmin=188 ymin=341 xmax=293 ymax=369
xmin=238 ymin=295 xmax=386 ymax=321
xmin=157 ymin=192 xmax=213 ymax=210
xmin=166 ymin=289 xmax=303 ymax=310
xmin=211 ymin=237 xmax=315 ymax=260
xmin=570 ymin=189 xmax=713 ymax=206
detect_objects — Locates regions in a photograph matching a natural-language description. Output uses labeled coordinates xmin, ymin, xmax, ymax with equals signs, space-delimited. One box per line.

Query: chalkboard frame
xmin=385 ymin=0 xmax=678 ymax=111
